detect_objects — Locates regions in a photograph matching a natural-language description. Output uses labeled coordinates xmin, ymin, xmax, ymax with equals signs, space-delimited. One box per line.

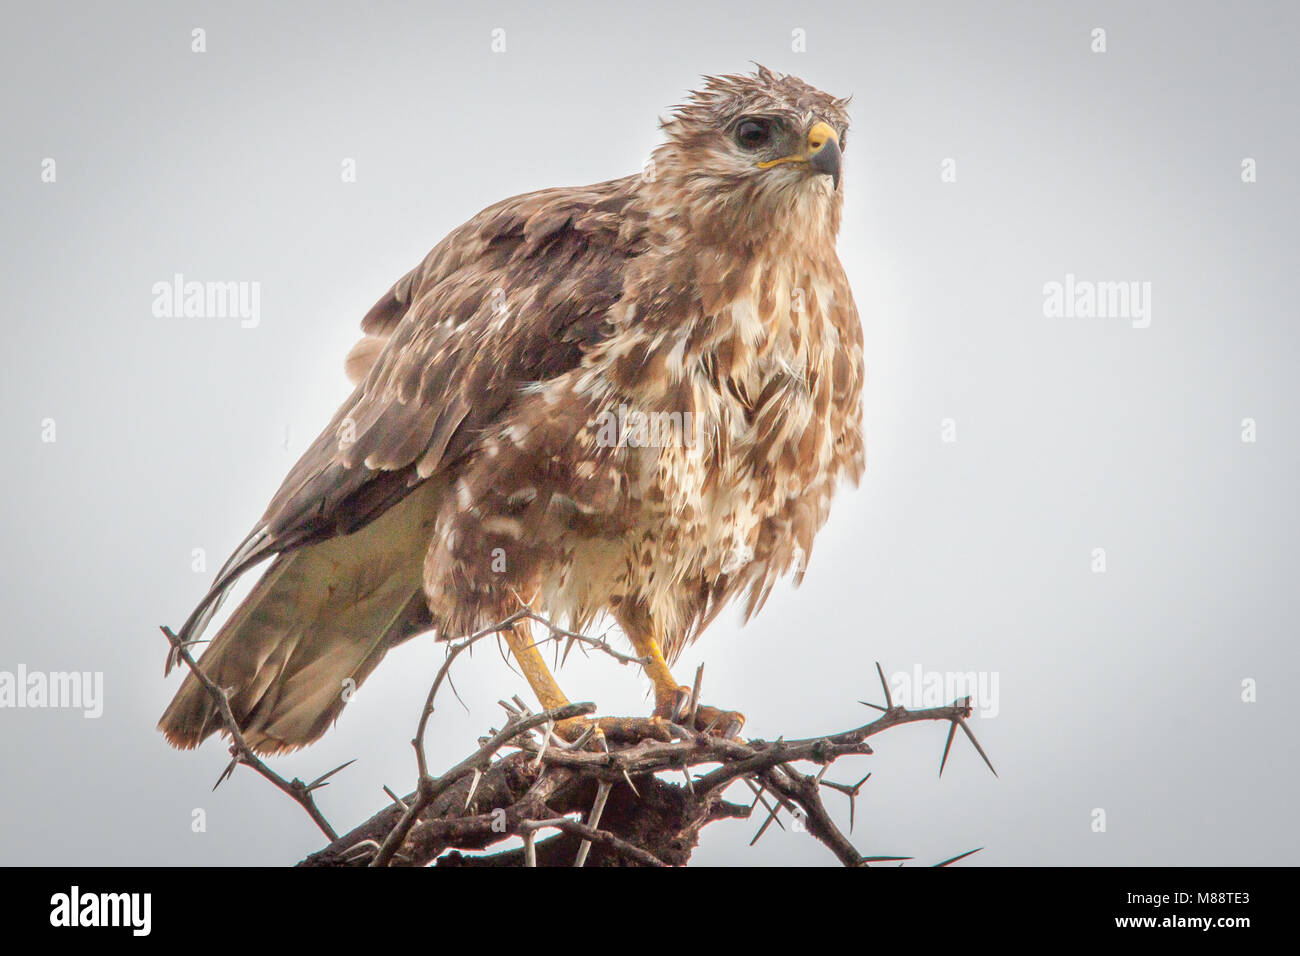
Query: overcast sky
xmin=1 ymin=0 xmax=1296 ymax=865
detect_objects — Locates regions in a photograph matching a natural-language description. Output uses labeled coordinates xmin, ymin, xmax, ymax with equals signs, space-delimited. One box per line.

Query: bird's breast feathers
xmin=529 ymin=246 xmax=864 ymax=639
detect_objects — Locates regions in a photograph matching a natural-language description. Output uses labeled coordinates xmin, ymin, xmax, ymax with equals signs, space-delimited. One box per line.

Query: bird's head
xmin=648 ymin=66 xmax=852 ymax=247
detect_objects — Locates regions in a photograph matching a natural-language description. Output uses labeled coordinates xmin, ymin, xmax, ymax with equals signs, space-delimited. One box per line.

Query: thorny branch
xmin=159 ymin=625 xmax=347 ymax=841
xmin=163 ymin=617 xmax=995 ymax=867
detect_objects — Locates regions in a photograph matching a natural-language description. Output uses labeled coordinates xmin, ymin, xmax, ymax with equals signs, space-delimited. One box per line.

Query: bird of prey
xmin=159 ymin=66 xmax=864 ymax=755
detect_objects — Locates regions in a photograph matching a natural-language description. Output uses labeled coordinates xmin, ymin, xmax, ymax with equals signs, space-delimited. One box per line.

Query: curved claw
xmin=655 ymin=686 xmax=745 ymax=738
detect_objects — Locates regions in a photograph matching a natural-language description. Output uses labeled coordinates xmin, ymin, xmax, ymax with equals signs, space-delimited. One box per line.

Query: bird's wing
xmin=174 ymin=175 xmax=646 ymax=650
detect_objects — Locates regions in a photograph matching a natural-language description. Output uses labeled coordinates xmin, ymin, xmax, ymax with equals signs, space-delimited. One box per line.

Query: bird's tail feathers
xmin=158 ymin=483 xmax=438 ymax=754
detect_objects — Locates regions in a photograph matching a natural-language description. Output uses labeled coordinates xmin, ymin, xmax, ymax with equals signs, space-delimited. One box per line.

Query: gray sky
xmin=1 ymin=0 xmax=1296 ymax=865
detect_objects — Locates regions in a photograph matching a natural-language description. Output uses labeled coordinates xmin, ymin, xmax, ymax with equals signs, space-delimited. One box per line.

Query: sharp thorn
xmin=686 ymin=663 xmax=704 ymax=727
xmin=935 ymin=847 xmax=983 ymax=867
xmin=307 ymin=758 xmax=356 ymax=791
xmin=213 ymin=756 xmax=239 ymax=791
xmin=749 ymin=802 xmax=783 ymax=845
xmin=957 ymin=718 xmax=998 ymax=777
xmin=532 ymin=721 xmax=553 ymax=768
xmin=340 ymin=839 xmax=381 ymax=863
xmin=940 ymin=720 xmax=958 ymax=777
xmin=875 ymin=661 xmax=893 ymax=709
xmin=575 ymin=781 xmax=612 ymax=868
xmin=464 ymin=768 xmax=483 ymax=810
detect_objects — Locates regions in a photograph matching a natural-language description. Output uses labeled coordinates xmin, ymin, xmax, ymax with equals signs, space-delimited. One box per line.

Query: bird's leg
xmin=617 ymin=603 xmax=745 ymax=738
xmin=625 ymin=629 xmax=688 ymax=714
xmin=501 ymin=618 xmax=571 ymax=713
xmin=501 ymin=619 xmax=668 ymax=745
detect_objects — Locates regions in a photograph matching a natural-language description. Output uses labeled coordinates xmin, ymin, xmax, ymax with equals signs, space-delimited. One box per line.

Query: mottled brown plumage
xmin=160 ymin=67 xmax=864 ymax=754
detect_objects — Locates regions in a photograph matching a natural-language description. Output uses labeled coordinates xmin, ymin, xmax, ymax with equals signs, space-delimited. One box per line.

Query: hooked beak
xmin=757 ymin=121 xmax=842 ymax=191
xmin=807 ymin=122 xmax=842 ymax=190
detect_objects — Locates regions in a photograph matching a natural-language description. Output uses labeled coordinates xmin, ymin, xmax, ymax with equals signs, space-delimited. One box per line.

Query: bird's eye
xmin=735 ymin=118 xmax=773 ymax=150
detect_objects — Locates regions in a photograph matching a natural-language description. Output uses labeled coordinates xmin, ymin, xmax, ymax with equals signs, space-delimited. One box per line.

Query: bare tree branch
xmin=165 ymin=612 xmax=994 ymax=866
xmin=159 ymin=625 xmax=343 ymax=841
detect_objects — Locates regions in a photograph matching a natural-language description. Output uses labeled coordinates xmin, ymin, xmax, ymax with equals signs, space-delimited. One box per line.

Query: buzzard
xmin=159 ymin=66 xmax=864 ymax=754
